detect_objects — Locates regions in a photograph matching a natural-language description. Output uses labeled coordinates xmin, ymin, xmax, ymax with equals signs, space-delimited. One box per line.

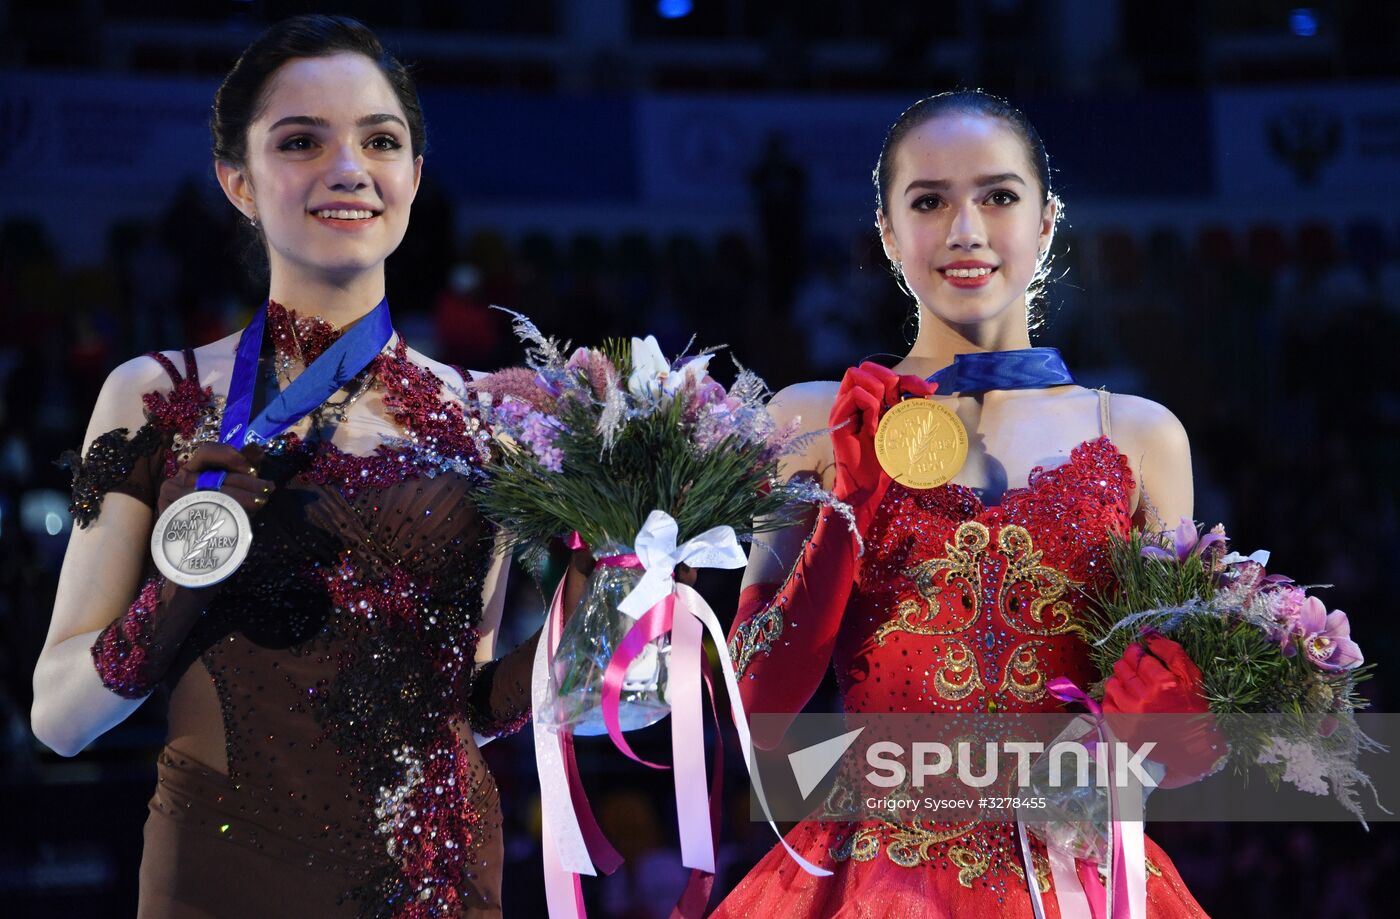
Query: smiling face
xmin=216 ymin=52 xmax=422 ymax=286
xmin=878 ymin=113 xmax=1056 ymax=328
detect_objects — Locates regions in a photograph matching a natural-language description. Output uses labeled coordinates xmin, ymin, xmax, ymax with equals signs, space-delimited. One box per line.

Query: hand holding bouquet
xmin=471 ymin=314 xmax=840 ymax=911
xmin=1086 ymin=519 xmax=1382 ymax=820
xmin=472 ymin=313 xmax=840 ymax=732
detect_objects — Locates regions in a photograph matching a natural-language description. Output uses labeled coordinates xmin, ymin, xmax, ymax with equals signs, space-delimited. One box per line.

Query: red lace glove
xmin=1101 ymin=633 xmax=1228 ymax=789
xmin=829 ymin=362 xmax=936 ymax=538
xmin=727 ymin=506 xmax=860 ymax=749
xmin=93 ymin=444 xmax=274 ymax=699
xmin=723 ymin=365 xmax=936 ymax=749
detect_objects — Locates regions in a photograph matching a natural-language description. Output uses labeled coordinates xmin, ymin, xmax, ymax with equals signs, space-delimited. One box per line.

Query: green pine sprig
xmin=475 ymin=386 xmax=802 ymax=556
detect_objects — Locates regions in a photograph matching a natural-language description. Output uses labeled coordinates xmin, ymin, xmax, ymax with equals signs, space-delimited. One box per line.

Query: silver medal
xmin=150 ymin=490 xmax=253 ymax=588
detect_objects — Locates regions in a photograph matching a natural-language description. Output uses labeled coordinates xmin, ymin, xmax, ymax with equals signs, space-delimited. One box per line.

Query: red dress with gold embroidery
xmin=714 ymin=437 xmax=1209 ymax=918
xmin=64 ymin=306 xmax=532 ymax=918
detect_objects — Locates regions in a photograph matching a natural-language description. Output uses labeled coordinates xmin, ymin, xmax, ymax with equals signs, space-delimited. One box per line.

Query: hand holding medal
xmin=150 ymin=299 xmax=394 ymax=588
xmin=829 ymin=362 xmax=939 ymax=537
xmin=151 ymin=444 xmax=274 ymax=589
xmin=870 ymin=347 xmax=1079 ymax=494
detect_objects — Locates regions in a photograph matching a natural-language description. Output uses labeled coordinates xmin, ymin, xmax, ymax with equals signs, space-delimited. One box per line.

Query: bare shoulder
xmin=85 ymin=353 xmax=183 ymax=442
xmin=1106 ymin=392 xmax=1194 ymax=526
xmin=1107 ymin=393 xmax=1190 ymax=456
xmin=86 ymin=331 xmax=240 ymax=444
xmin=769 ymin=379 xmax=840 ymax=433
xmin=186 ymin=330 xmax=243 ymax=384
xmin=769 ymin=379 xmax=840 ymax=483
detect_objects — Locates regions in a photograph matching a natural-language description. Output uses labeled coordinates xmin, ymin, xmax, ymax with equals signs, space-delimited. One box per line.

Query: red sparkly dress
xmin=716 ymin=393 xmax=1209 ymax=918
xmin=64 ymin=305 xmax=532 ymax=918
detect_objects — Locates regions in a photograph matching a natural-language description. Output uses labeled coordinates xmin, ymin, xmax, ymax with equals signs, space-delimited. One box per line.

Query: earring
xmin=249 ymin=214 xmax=259 ymax=228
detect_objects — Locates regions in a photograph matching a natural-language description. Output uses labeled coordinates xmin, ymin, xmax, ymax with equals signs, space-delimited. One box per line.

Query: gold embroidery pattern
xmin=831 ymin=820 xmax=1050 ymax=891
xmin=831 ymin=821 xmax=1158 ymax=895
xmin=931 ymin=638 xmax=986 ymax=702
xmin=998 ymin=525 xmax=1085 ymax=638
xmin=947 ymin=844 xmax=990 ymax=886
xmin=1008 ymin=848 xmax=1053 ymax=893
xmin=996 ymin=640 xmax=1050 ymax=704
xmin=829 ymin=819 xmax=976 ymax=868
xmin=728 ymin=604 xmax=784 ymax=678
xmin=870 ymin=521 xmax=1087 ymax=706
xmin=875 ymin=522 xmax=989 ymax=645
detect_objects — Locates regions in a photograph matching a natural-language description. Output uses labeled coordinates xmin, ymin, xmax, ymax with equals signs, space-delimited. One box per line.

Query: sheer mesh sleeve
xmin=465 ymin=633 xmax=539 ymax=738
xmin=90 ymin=574 xmax=207 ymax=698
xmin=727 ymin=506 xmax=858 ymax=749
xmin=59 ymin=424 xmax=169 ymax=528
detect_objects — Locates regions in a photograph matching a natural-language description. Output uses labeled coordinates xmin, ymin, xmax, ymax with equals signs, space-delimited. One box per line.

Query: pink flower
xmin=685 ymin=378 xmax=733 ymax=424
xmin=1294 ymin=596 xmax=1363 ymax=671
xmin=566 ymin=347 xmax=619 ymax=399
xmin=1263 ymin=585 xmax=1308 ymax=649
xmin=694 ymin=378 xmax=727 ymax=407
xmin=493 ymin=398 xmax=531 ymax=426
xmin=473 ymin=366 xmax=556 ymax=411
xmin=1217 ymin=559 xmax=1267 ymax=605
xmin=565 ymin=347 xmax=590 ymax=372
xmin=1142 ymin=518 xmax=1227 ymax=564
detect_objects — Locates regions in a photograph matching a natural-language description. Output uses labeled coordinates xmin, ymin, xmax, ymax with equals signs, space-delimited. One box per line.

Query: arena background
xmin=2 ymin=2 xmax=1398 ymax=916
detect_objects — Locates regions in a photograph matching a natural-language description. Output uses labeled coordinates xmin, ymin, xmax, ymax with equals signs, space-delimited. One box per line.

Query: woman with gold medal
xmin=32 ymin=16 xmax=536 ymax=917
xmin=713 ymin=91 xmax=1212 ymax=917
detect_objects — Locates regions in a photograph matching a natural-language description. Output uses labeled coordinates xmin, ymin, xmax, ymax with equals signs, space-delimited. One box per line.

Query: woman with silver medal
xmin=34 ymin=15 xmax=537 ymax=917
xmin=149 ymin=294 xmax=393 ymax=589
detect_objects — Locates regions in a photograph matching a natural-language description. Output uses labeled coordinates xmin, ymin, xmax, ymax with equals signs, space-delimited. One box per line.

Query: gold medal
xmin=874 ymin=398 xmax=969 ymax=489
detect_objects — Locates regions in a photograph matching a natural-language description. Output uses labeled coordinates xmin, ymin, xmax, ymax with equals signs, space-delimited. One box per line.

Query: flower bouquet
xmin=1085 ymin=519 xmax=1381 ymax=815
xmin=471 ymin=312 xmax=835 ymax=735
xmin=472 ymin=314 xmax=840 ymax=914
xmin=1020 ymin=520 xmax=1383 ymax=913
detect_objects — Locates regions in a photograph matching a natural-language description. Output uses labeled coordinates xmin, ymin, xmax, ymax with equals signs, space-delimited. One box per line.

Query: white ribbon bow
xmin=617 ymin=510 xmax=747 ymax=618
xmin=534 ymin=507 xmax=832 ymax=916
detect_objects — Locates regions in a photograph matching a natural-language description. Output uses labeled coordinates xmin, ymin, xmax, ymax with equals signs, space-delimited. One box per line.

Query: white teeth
xmin=945 ymin=267 xmax=993 ymax=278
xmin=314 ymin=209 xmax=375 ymax=220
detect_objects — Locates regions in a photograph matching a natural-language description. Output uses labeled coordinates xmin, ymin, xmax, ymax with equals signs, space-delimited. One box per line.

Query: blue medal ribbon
xmin=925 ymin=347 xmax=1075 ymax=394
xmin=195 ymin=299 xmax=393 ymax=491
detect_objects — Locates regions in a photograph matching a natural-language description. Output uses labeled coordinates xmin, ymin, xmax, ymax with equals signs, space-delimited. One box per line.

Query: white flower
xmin=1257 ymin=737 xmax=1330 ymax=796
xmin=628 ymin=335 xmax=669 ymax=398
xmin=627 ymin=334 xmax=711 ymax=399
xmin=1221 ymin=549 xmax=1271 ymax=566
xmin=677 ymin=353 xmax=713 ymax=389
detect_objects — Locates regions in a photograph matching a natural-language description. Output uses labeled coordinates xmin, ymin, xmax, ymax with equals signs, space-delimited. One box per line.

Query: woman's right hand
xmin=157 ymin=443 xmax=275 ymax=517
xmin=829 ymin=362 xmax=936 ymax=535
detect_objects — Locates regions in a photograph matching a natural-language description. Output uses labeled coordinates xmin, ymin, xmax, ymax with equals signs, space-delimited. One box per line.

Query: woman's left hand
xmin=1101 ymin=633 xmax=1228 ymax=789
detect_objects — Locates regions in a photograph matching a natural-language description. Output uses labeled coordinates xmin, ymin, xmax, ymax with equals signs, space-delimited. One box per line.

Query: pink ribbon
xmin=599 ymin=573 xmax=828 ymax=909
xmin=539 ymin=545 xmax=830 ymax=919
xmin=535 ymin=577 xmax=623 ymax=918
xmin=600 ymin=592 xmax=674 ymax=769
xmin=671 ymin=654 xmax=725 ymax=918
xmin=598 ymin=571 xmax=715 ymax=874
xmin=1015 ymin=676 xmax=1146 ymax=919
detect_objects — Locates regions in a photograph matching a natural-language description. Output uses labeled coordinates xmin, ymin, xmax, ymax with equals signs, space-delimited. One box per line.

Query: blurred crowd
xmin=1 ymin=166 xmax=1399 ymax=915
